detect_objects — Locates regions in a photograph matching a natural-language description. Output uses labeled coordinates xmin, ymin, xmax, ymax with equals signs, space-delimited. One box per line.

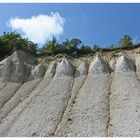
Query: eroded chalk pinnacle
xmin=115 ymin=55 xmax=136 ymax=72
xmin=89 ymin=55 xmax=111 ymax=74
xmin=55 ymin=58 xmax=75 ymax=77
xmin=75 ymin=61 xmax=89 ymax=77
xmin=29 ymin=63 xmax=46 ymax=80
xmin=44 ymin=62 xmax=57 ymax=78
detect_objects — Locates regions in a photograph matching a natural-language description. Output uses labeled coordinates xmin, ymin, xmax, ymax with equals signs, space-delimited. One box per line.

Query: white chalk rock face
xmin=44 ymin=62 xmax=57 ymax=78
xmin=55 ymin=58 xmax=75 ymax=77
xmin=0 ymin=79 xmax=40 ymax=120
xmin=115 ymin=55 xmax=136 ymax=72
xmin=29 ymin=63 xmax=46 ymax=80
xmin=109 ymin=58 xmax=117 ymax=71
xmin=12 ymin=50 xmax=37 ymax=65
xmin=75 ymin=61 xmax=89 ymax=77
xmin=136 ymin=55 xmax=140 ymax=78
xmin=0 ymin=58 xmax=13 ymax=82
xmin=89 ymin=56 xmax=111 ymax=74
xmin=0 ymin=50 xmax=37 ymax=83
xmin=0 ymin=59 xmax=5 ymax=82
xmin=10 ymin=50 xmax=37 ymax=83
xmin=10 ymin=62 xmax=27 ymax=83
xmin=0 ymin=82 xmax=21 ymax=110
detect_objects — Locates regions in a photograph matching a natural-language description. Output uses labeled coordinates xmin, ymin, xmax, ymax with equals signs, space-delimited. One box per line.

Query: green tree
xmin=80 ymin=44 xmax=91 ymax=54
xmin=69 ymin=38 xmax=82 ymax=48
xmin=0 ymin=32 xmax=37 ymax=58
xmin=61 ymin=38 xmax=82 ymax=55
xmin=40 ymin=36 xmax=58 ymax=55
xmin=107 ymin=44 xmax=115 ymax=49
xmin=92 ymin=44 xmax=99 ymax=52
xmin=119 ymin=35 xmax=133 ymax=48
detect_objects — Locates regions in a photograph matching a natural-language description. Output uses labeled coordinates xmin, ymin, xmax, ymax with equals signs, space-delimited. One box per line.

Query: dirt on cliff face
xmin=0 ymin=48 xmax=140 ymax=137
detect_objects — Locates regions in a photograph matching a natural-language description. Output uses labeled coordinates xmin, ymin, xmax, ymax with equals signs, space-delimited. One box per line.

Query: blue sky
xmin=0 ymin=3 xmax=140 ymax=47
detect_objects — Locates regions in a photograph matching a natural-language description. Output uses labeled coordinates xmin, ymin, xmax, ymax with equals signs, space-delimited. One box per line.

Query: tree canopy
xmin=118 ymin=35 xmax=133 ymax=48
xmin=0 ymin=32 xmax=37 ymax=59
xmin=0 ymin=32 xmax=137 ymax=60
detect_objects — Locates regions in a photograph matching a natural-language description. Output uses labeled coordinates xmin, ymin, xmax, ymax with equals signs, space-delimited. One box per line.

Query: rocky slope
xmin=0 ymin=48 xmax=140 ymax=137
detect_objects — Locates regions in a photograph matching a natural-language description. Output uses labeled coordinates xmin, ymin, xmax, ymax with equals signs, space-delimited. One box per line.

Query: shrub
xmin=0 ymin=32 xmax=37 ymax=59
xmin=118 ymin=35 xmax=133 ymax=48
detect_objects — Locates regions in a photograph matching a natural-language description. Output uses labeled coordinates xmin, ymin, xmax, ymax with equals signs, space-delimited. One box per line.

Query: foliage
xmin=92 ymin=44 xmax=99 ymax=52
xmin=39 ymin=37 xmax=82 ymax=57
xmin=0 ymin=32 xmax=37 ymax=58
xmin=107 ymin=44 xmax=115 ymax=49
xmin=0 ymin=32 xmax=137 ymax=60
xmin=118 ymin=35 xmax=133 ymax=48
xmin=80 ymin=44 xmax=92 ymax=54
xmin=39 ymin=36 xmax=58 ymax=55
xmin=61 ymin=38 xmax=82 ymax=55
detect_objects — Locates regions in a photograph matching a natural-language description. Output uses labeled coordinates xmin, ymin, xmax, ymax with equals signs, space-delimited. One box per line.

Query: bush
xmin=0 ymin=32 xmax=37 ymax=59
xmin=118 ymin=34 xmax=133 ymax=48
xmin=80 ymin=44 xmax=92 ymax=54
xmin=92 ymin=44 xmax=100 ymax=52
xmin=39 ymin=37 xmax=82 ymax=57
xmin=0 ymin=32 xmax=138 ymax=59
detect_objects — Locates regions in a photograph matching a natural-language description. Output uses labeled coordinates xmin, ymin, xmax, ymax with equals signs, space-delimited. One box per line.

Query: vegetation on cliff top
xmin=0 ymin=32 xmax=139 ymax=60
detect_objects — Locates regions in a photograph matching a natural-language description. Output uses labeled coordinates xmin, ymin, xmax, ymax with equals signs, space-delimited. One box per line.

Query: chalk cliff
xmin=0 ymin=48 xmax=140 ymax=137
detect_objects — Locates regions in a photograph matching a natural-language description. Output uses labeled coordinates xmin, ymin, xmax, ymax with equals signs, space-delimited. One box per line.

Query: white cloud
xmin=8 ymin=12 xmax=65 ymax=44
